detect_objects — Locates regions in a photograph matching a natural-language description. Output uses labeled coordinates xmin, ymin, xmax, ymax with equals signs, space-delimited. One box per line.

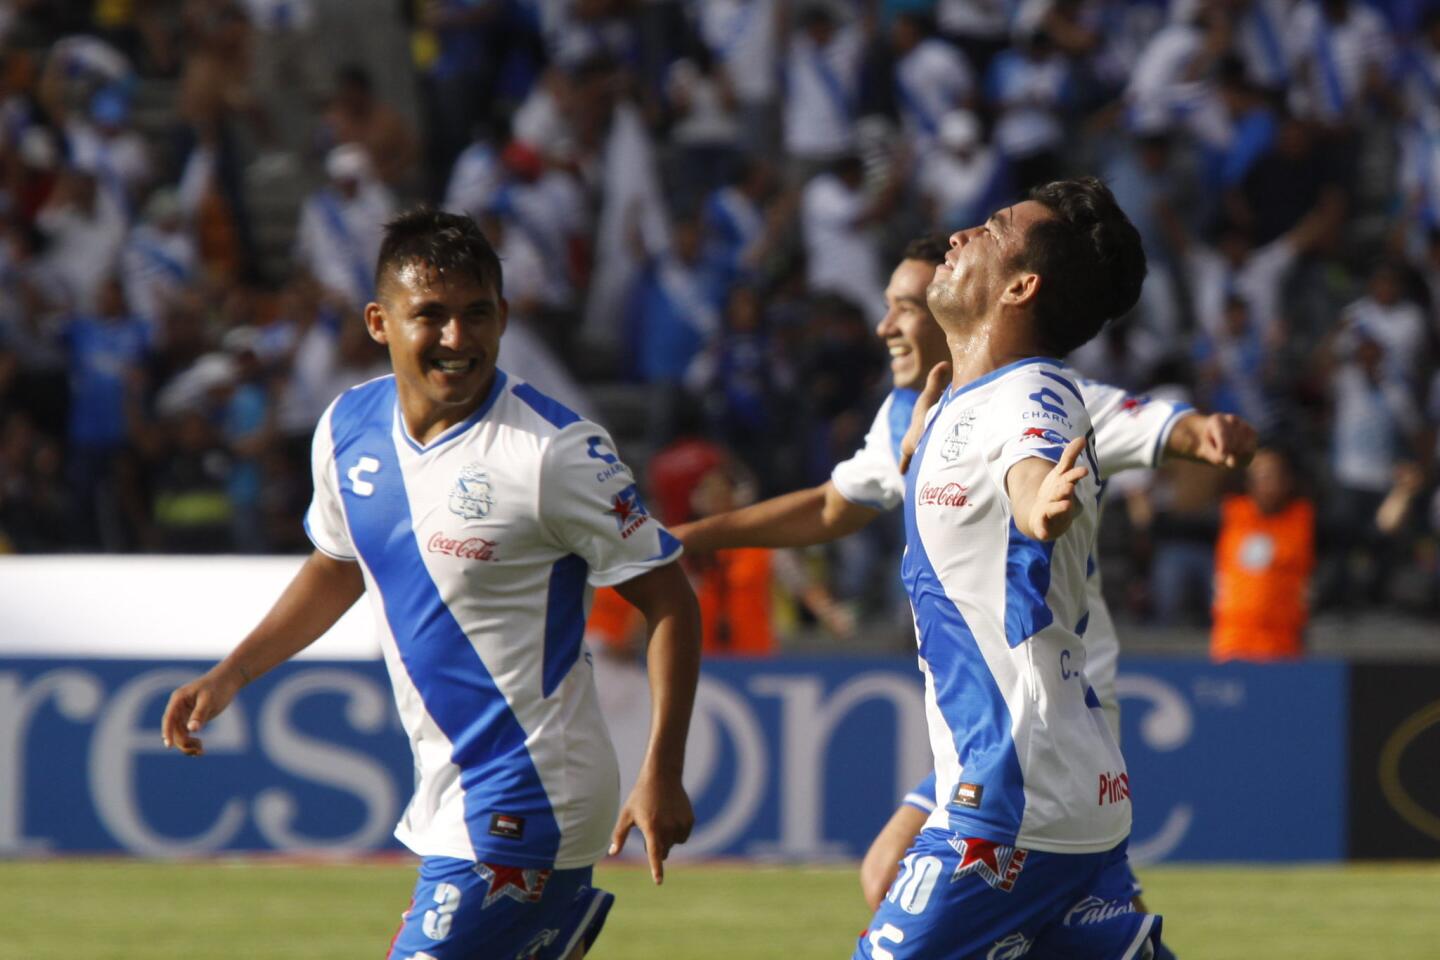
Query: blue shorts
xmin=900 ymin=772 xmax=1144 ymax=901
xmin=387 ymin=857 xmax=613 ymax=960
xmin=855 ymin=830 xmax=1161 ymax=960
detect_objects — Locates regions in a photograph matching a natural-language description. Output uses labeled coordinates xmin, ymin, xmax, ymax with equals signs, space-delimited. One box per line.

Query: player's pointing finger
xmin=1056 ymin=436 xmax=1086 ymax=473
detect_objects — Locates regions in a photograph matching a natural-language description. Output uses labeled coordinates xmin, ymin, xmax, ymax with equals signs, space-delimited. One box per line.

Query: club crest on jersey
xmin=1120 ymin=395 xmax=1151 ymax=415
xmin=607 ymin=484 xmax=650 ymax=539
xmin=948 ymin=837 xmax=1027 ymax=893
xmin=473 ymin=862 xmax=552 ymax=909
xmin=449 ymin=462 xmax=495 ymax=519
xmin=941 ymin=410 xmax=978 ymax=462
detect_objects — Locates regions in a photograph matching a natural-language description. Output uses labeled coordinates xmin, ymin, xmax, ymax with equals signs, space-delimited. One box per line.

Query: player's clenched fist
xmin=1026 ymin=436 xmax=1089 ymax=542
xmin=161 ymin=666 xmax=244 ymax=756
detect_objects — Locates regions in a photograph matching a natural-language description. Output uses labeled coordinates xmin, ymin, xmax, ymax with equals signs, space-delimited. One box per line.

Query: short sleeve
xmin=303 ymin=401 xmax=357 ymax=560
xmin=539 ymin=424 xmax=683 ymax=588
xmin=1083 ymin=379 xmax=1194 ymax=475
xmin=831 ymin=393 xmax=907 ymax=511
xmin=983 ymin=365 xmax=1094 ymax=495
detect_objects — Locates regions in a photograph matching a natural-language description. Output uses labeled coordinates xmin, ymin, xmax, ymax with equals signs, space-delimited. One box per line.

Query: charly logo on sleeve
xmin=449 ymin=463 xmax=495 ymax=519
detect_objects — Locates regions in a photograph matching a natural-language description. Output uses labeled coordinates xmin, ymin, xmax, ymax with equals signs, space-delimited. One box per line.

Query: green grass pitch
xmin=4 ymin=859 xmax=1438 ymax=958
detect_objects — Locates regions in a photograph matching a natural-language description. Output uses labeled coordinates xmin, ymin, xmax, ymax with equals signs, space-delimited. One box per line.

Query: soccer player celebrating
xmin=161 ymin=210 xmax=701 ymax=960
xmin=866 ymin=177 xmax=1155 ymax=958
xmin=676 ymin=231 xmax=1254 ymax=937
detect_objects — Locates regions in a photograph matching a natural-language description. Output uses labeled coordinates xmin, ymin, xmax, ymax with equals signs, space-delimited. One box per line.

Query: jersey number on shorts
xmin=421 ymin=882 xmax=462 ymax=941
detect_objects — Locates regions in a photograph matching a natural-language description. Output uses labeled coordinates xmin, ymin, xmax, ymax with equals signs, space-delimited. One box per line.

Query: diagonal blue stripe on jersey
xmin=903 ymin=414 xmax=1026 ymax=844
xmin=648 ymin=526 xmax=683 ymax=563
xmin=513 ymin=382 xmax=581 ymax=429
xmin=543 ymin=554 xmax=588 ymax=698
xmin=887 ymin=387 xmax=919 ymax=467
xmin=330 ymin=377 xmax=561 ymax=865
xmin=1036 ymin=368 xmax=1084 ymax=406
xmin=1004 ymin=518 xmax=1056 ymax=649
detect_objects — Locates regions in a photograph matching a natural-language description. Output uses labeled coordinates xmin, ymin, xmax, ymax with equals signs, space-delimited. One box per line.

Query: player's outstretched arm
xmin=674 ymin=481 xmax=881 ymax=553
xmin=161 ymin=550 xmax=365 ymax=756
xmin=1007 ymin=436 xmax=1089 ymax=542
xmin=1164 ymin=412 xmax=1258 ymax=469
xmin=610 ymin=561 xmax=701 ymax=885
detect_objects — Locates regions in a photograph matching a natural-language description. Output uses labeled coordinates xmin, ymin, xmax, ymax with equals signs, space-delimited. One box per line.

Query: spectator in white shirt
xmin=666 ymin=48 xmax=745 ymax=207
xmin=121 ymin=190 xmax=198 ymax=348
xmin=293 ymin=144 xmax=396 ymax=310
xmin=916 ymin=109 xmax=1010 ymax=233
xmin=937 ymin=0 xmax=1015 ymax=78
xmin=891 ymin=13 xmax=974 ymax=153
xmin=799 ymin=154 xmax=900 ymax=325
xmin=1324 ymin=333 xmax=1423 ymax=608
xmin=783 ymin=2 xmax=867 ymax=175
xmin=695 ymin=0 xmax=780 ymax=151
xmin=36 ymin=165 xmax=127 ymax=314
xmin=983 ymin=26 xmax=1071 ymax=191
xmin=1337 ymin=260 xmax=1430 ymax=390
xmin=1285 ymin=0 xmax=1392 ymax=127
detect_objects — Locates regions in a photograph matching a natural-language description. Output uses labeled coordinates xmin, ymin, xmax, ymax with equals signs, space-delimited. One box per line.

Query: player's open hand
xmin=899 ymin=361 xmax=950 ymax=475
xmin=1196 ymin=413 xmax=1257 ymax=469
xmin=609 ymin=770 xmax=694 ymax=885
xmin=161 ymin=666 xmax=244 ymax=756
xmin=1028 ymin=436 xmax=1089 ymax=541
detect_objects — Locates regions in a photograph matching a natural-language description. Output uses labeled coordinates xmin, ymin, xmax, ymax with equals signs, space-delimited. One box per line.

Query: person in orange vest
xmin=1211 ymin=446 xmax=1315 ymax=661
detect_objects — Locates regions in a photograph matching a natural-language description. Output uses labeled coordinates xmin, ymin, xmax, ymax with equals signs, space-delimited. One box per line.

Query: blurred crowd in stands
xmin=0 ymin=0 xmax=1435 ymax=651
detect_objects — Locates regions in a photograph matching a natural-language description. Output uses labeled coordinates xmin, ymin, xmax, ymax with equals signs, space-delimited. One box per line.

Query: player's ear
xmin=1001 ymin=271 xmax=1040 ymax=308
xmin=497 ymin=296 xmax=509 ymax=337
xmin=363 ymin=300 xmax=389 ymax=345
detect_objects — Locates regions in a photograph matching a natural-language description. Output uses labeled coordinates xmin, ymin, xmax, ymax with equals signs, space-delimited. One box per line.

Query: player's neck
xmin=396 ymin=372 xmax=497 ymax=447
xmin=946 ymin=319 xmax=1042 ymax=390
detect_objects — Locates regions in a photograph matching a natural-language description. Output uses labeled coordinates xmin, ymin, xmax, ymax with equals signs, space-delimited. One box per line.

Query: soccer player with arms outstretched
xmin=161 ymin=211 xmax=701 ymax=960
xmin=863 ymin=178 xmax=1156 ymax=958
xmin=676 ymin=231 xmax=1253 ymax=953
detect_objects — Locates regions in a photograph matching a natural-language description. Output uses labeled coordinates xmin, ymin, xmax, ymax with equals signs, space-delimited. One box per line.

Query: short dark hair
xmin=1008 ymin=176 xmax=1146 ymax=356
xmin=375 ymin=209 xmax=503 ymax=298
xmin=902 ymin=234 xmax=949 ymax=266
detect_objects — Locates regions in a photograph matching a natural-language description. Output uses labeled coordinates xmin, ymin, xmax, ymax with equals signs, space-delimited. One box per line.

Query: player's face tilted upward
xmin=366 ymin=263 xmax=509 ymax=439
xmin=926 ymin=200 xmax=1051 ymax=332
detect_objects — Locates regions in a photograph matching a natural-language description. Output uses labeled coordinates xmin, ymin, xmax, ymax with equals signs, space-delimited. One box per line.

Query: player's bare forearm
xmin=674 ymin=482 xmax=879 ymax=552
xmin=1164 ymin=412 xmax=1257 ymax=469
xmin=161 ymin=551 xmax=364 ymax=755
xmin=1007 ymin=438 xmax=1089 ymax=542
xmin=617 ymin=562 xmax=701 ymax=776
xmin=612 ymin=561 xmax=700 ymax=881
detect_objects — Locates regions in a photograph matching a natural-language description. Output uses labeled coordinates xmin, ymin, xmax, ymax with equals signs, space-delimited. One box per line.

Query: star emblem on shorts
xmin=474 ymin=862 xmax=552 ymax=908
xmin=949 ymin=837 xmax=1027 ymax=893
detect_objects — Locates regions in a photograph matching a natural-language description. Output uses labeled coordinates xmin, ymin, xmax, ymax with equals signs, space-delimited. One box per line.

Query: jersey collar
xmin=396 ymin=368 xmax=510 ymax=455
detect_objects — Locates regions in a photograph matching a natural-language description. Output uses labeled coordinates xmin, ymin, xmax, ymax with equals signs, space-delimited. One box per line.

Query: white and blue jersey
xmin=903 ymin=357 xmax=1126 ymax=854
xmin=305 ymin=370 xmax=681 ymax=870
xmin=833 ymin=375 xmax=1191 ymax=744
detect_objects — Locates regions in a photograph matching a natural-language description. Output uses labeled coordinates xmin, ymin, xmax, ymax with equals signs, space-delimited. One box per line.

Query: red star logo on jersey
xmin=475 ymin=862 xmax=552 ymax=908
xmin=609 ymin=492 xmax=639 ymax=524
xmin=606 ymin=484 xmax=650 ymax=539
xmin=948 ymin=837 xmax=1027 ymax=892
xmin=1120 ymin=395 xmax=1151 ymax=415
